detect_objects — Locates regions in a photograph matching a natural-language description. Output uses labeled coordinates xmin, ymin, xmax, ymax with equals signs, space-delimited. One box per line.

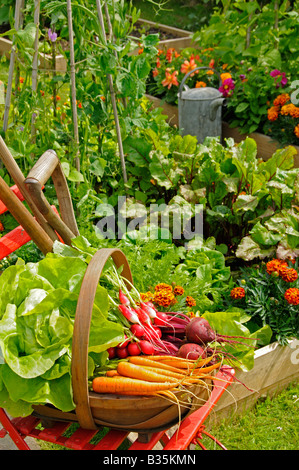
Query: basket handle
xmin=71 ymin=248 xmax=133 ymax=430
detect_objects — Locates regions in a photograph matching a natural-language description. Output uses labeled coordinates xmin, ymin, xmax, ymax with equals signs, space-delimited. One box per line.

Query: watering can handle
xmin=178 ymin=66 xmax=222 ymax=99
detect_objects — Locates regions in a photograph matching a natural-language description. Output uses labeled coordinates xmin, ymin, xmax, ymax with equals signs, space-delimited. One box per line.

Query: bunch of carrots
xmin=92 ymin=354 xmax=222 ymax=399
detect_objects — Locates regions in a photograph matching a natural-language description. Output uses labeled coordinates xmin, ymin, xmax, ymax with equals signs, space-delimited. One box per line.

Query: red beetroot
xmin=185 ymin=317 xmax=256 ymax=347
xmin=178 ymin=343 xmax=207 ymax=360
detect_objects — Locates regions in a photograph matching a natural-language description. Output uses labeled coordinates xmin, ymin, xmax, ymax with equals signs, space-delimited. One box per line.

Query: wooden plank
xmin=211 ymin=339 xmax=299 ymax=419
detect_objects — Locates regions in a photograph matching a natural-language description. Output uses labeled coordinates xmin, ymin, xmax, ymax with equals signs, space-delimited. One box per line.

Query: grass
xmin=200 ymin=381 xmax=299 ymax=450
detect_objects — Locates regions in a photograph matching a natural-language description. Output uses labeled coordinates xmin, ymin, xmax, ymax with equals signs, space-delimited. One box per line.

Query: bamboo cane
xmin=31 ymin=0 xmax=41 ymax=139
xmin=66 ymin=0 xmax=80 ymax=174
xmin=95 ymin=0 xmax=127 ymax=184
xmin=2 ymin=0 xmax=23 ymax=133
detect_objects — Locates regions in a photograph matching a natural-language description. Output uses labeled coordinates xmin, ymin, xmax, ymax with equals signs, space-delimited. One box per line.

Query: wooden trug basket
xmin=32 ymin=248 xmax=213 ymax=434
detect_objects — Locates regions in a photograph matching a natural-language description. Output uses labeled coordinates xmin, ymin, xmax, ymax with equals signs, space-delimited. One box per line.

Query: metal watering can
xmin=178 ymin=67 xmax=225 ymax=143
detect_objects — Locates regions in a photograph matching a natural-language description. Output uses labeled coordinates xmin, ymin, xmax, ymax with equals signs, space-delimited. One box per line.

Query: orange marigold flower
xmin=220 ymin=72 xmax=232 ymax=82
xmin=280 ymin=103 xmax=299 ymax=117
xmin=273 ymin=93 xmax=290 ymax=107
xmin=266 ymin=259 xmax=288 ymax=275
xmin=284 ymin=287 xmax=299 ymax=305
xmin=267 ymin=106 xmax=280 ymax=121
xmin=173 ymin=286 xmax=184 ymax=296
xmin=19 ymin=77 xmax=24 ymax=84
xmin=154 ymin=290 xmax=176 ymax=307
xmin=155 ymin=283 xmax=172 ymax=292
xmin=230 ymin=287 xmax=245 ymax=300
xmin=294 ymin=124 xmax=299 ymax=139
xmin=280 ymin=267 xmax=298 ymax=283
xmin=186 ymin=296 xmax=196 ymax=307
xmin=195 ymin=81 xmax=207 ymax=88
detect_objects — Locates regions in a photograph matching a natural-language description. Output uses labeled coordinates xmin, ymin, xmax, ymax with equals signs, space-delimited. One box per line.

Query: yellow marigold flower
xmin=280 ymin=267 xmax=298 ymax=283
xmin=284 ymin=287 xmax=299 ymax=305
xmin=186 ymin=296 xmax=196 ymax=307
xmin=230 ymin=287 xmax=245 ymax=300
xmin=155 ymin=283 xmax=172 ymax=292
xmin=273 ymin=93 xmax=290 ymax=107
xmin=173 ymin=285 xmax=184 ymax=296
xmin=266 ymin=259 xmax=288 ymax=275
xmin=140 ymin=291 xmax=154 ymax=302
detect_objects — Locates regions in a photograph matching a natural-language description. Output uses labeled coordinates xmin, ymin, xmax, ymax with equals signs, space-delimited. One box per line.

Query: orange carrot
xmin=117 ymin=361 xmax=180 ymax=384
xmin=193 ymin=362 xmax=222 ymax=375
xmin=92 ymin=376 xmax=177 ymax=395
xmin=149 ymin=355 xmax=214 ymax=369
xmin=128 ymin=356 xmax=190 ymax=374
xmin=106 ymin=370 xmax=121 ymax=377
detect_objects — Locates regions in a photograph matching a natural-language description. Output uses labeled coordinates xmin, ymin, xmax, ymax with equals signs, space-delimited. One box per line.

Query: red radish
xmin=140 ymin=302 xmax=156 ymax=319
xmin=134 ymin=306 xmax=151 ymax=326
xmin=178 ymin=343 xmax=207 ymax=360
xmin=139 ymin=340 xmax=154 ymax=355
xmin=127 ymin=342 xmax=141 ymax=356
xmin=118 ymin=305 xmax=140 ymax=324
xmin=154 ymin=312 xmax=169 ymax=326
xmin=153 ymin=326 xmax=162 ymax=338
xmin=107 ymin=347 xmax=116 ymax=359
xmin=119 ymin=289 xmax=130 ymax=306
xmin=116 ymin=346 xmax=129 ymax=358
xmin=117 ymin=335 xmax=130 ymax=348
xmin=130 ymin=324 xmax=145 ymax=338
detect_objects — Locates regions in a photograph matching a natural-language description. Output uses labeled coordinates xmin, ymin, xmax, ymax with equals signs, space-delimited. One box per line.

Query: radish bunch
xmin=116 ymin=289 xmax=179 ymax=356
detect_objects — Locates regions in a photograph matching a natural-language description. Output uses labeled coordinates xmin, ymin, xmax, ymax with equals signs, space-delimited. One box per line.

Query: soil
xmin=131 ymin=24 xmax=181 ymax=41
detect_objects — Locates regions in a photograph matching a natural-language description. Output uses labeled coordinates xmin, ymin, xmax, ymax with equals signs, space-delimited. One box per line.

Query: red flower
xmin=280 ymin=267 xmax=298 ymax=283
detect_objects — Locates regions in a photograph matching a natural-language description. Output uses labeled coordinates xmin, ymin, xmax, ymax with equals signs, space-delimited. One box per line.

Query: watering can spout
xmin=210 ymin=97 xmax=225 ymax=121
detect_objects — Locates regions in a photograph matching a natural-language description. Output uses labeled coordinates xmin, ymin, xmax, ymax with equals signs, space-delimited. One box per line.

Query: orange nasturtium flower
xmin=230 ymin=287 xmax=246 ymax=300
xmin=284 ymin=287 xmax=299 ymax=305
xmin=161 ymin=69 xmax=179 ymax=89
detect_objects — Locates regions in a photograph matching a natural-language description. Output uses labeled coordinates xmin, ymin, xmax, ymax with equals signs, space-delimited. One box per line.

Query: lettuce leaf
xmin=0 ymin=252 xmax=124 ymax=417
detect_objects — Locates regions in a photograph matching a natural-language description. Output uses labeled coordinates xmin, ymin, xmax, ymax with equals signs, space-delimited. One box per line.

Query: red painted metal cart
xmin=0 ymin=140 xmax=235 ymax=451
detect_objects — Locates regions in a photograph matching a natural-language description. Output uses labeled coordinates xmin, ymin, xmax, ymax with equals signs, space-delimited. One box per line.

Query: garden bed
xmin=0 ymin=37 xmax=67 ymax=72
xmin=132 ymin=18 xmax=193 ymax=51
xmin=213 ymin=338 xmax=299 ymax=420
xmin=146 ymin=94 xmax=299 ymax=167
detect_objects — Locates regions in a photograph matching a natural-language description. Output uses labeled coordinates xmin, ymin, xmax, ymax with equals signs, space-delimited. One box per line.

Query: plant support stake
xmin=2 ymin=0 xmax=23 ymax=134
xmin=31 ymin=0 xmax=41 ymax=140
xmin=95 ymin=0 xmax=127 ymax=184
xmin=66 ymin=0 xmax=80 ymax=174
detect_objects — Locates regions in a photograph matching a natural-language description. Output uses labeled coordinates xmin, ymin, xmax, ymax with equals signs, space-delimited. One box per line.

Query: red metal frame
xmin=0 ymin=186 xmax=235 ymax=450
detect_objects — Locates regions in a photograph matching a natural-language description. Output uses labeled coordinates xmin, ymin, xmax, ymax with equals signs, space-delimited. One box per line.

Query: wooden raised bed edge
xmin=147 ymin=95 xmax=299 ymax=167
xmin=211 ymin=338 xmax=299 ymax=421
